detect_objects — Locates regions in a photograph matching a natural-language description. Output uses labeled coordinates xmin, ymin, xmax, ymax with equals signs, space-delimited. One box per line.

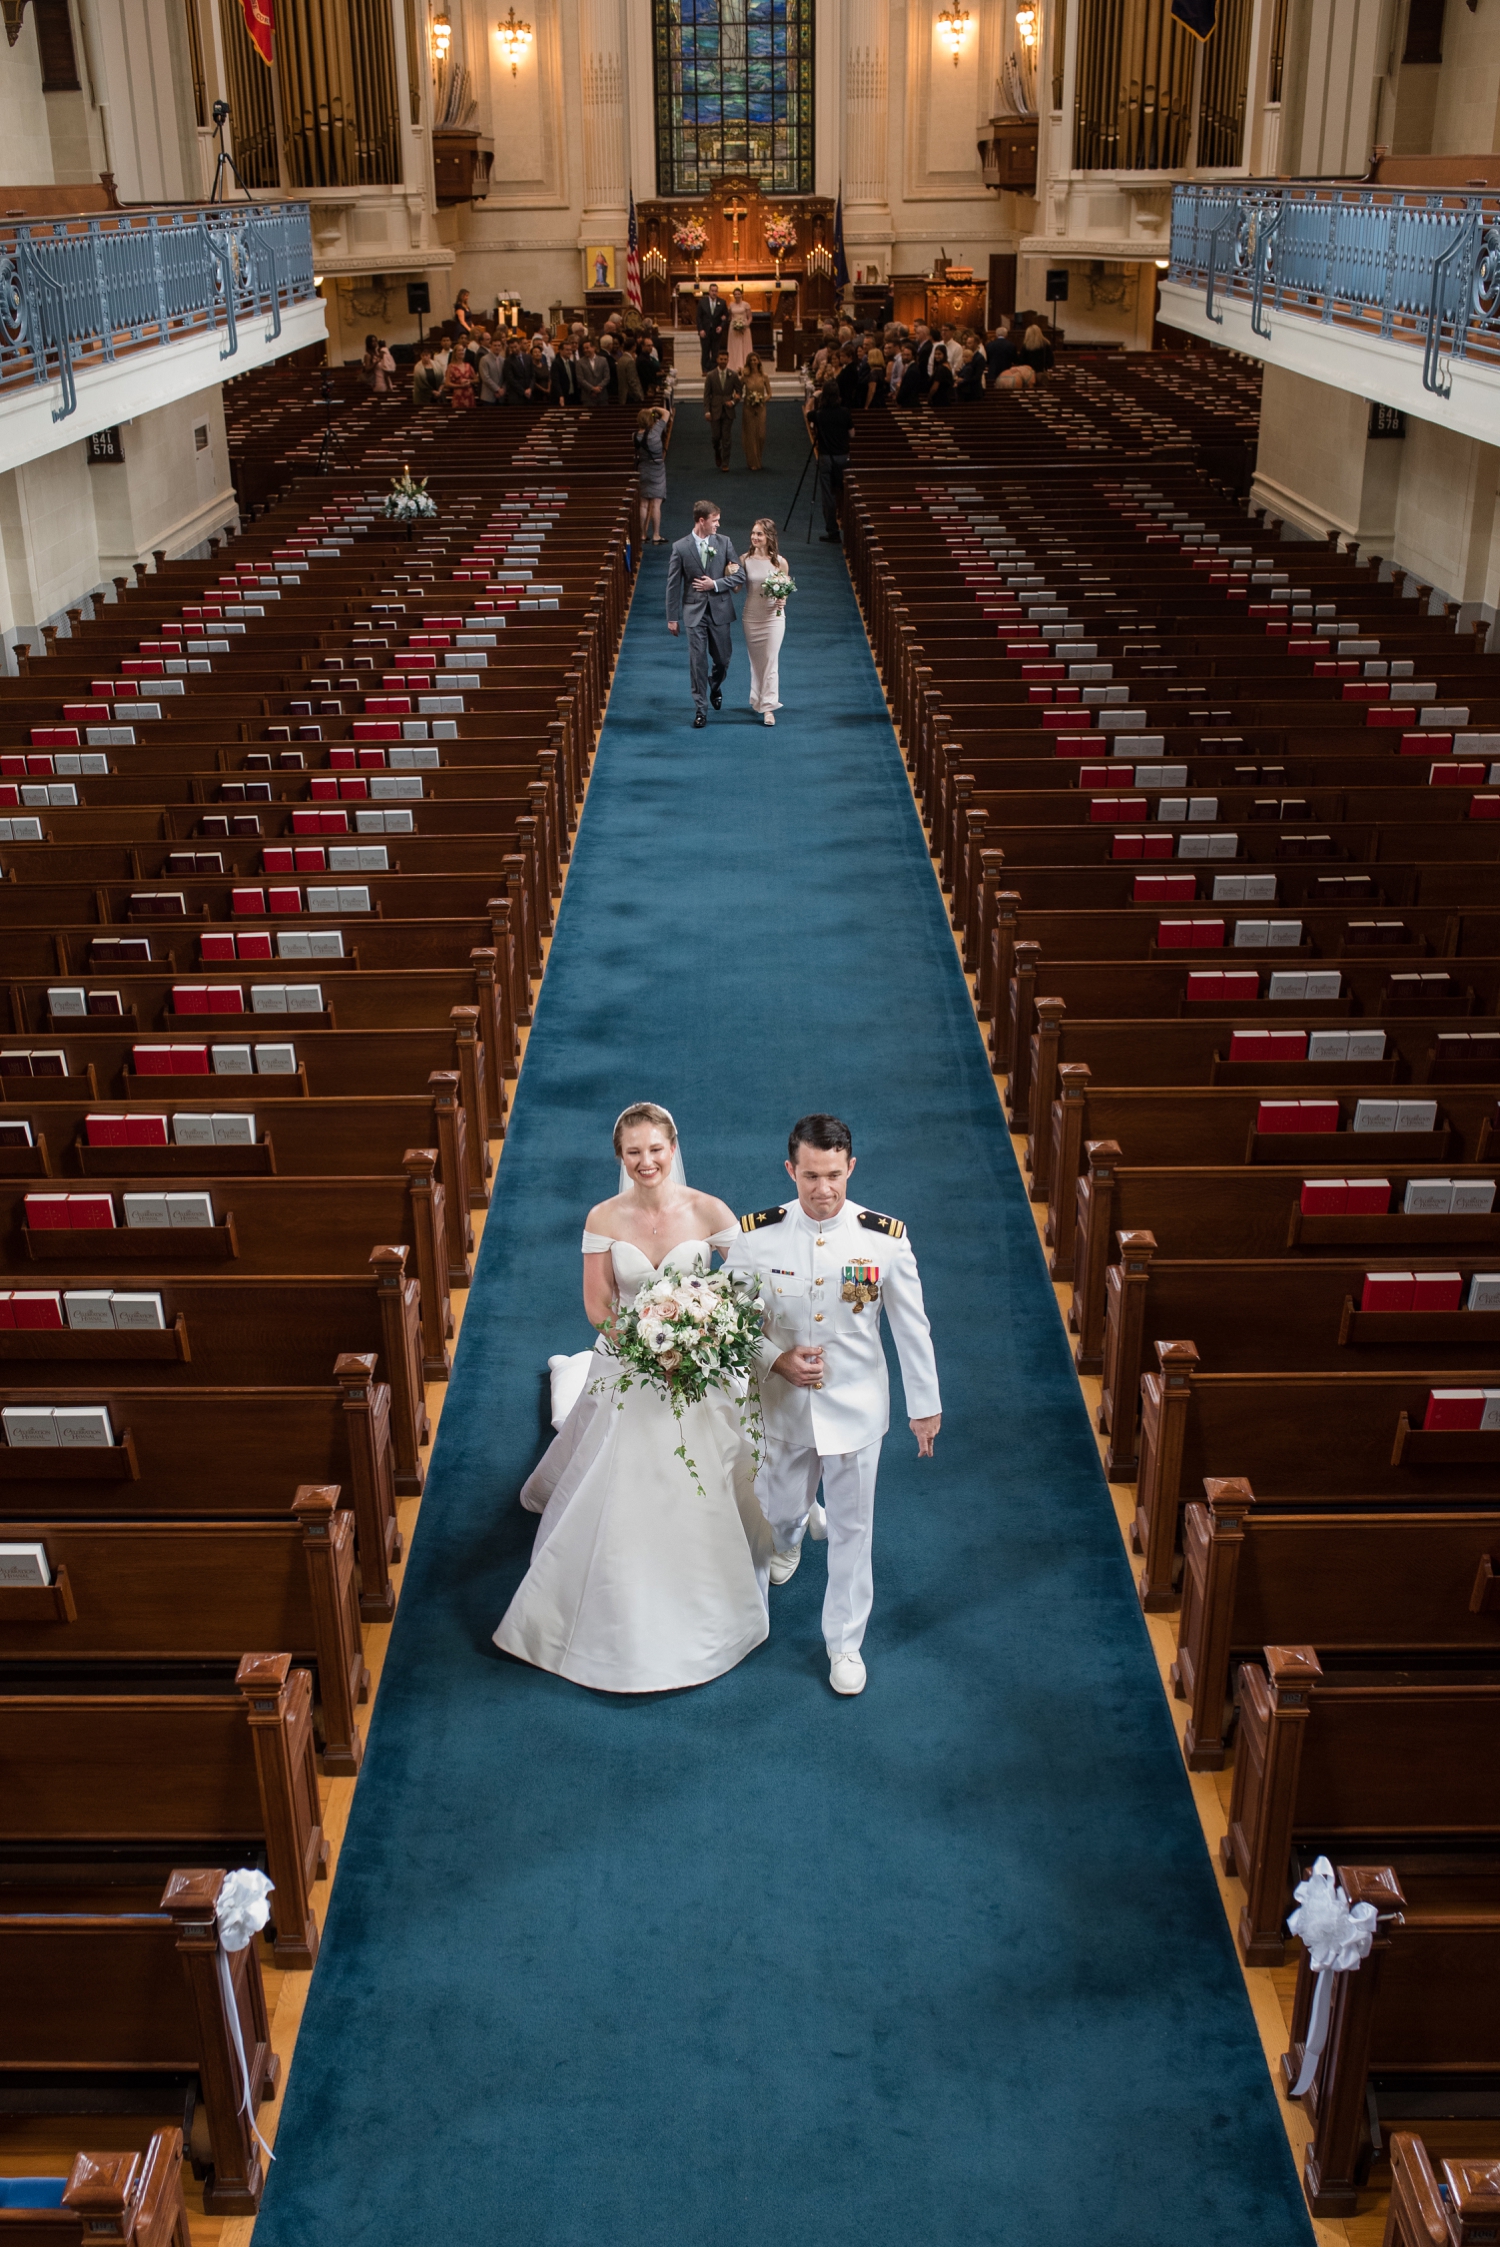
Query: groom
xmin=665 ymin=499 xmax=740 ymax=729
xmin=728 ymin=1113 xmax=941 ymax=1697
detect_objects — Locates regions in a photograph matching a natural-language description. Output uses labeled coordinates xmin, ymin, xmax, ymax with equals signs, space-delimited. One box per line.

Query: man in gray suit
xmin=665 ymin=499 xmax=740 ymax=729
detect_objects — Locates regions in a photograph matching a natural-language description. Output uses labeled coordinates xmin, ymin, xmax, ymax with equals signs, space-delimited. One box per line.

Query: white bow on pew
xmin=216 ymin=1868 xmax=277 ymax=2162
xmin=1285 ymin=1856 xmax=1378 ymax=2096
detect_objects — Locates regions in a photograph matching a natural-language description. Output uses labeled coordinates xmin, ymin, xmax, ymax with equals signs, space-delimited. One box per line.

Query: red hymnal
xmin=124 ymin=1115 xmax=168 ymax=1147
xmin=201 ymin=933 xmax=237 ymax=962
xmin=1345 ymin=1180 xmax=1391 ymax=1214
xmin=11 ymin=1290 xmax=63 ymax=1328
xmin=1412 ymin=1271 xmax=1463 ymax=1311
xmin=69 ymin=1193 xmax=115 ymax=1230
xmin=237 ymin=933 xmax=274 ymax=961
xmin=1300 ymin=1180 xmax=1348 ymax=1214
xmin=1423 ymin=1389 xmax=1485 ymax=1430
xmin=1361 ymin=1272 xmax=1415 ymax=1312
xmin=85 ymin=1114 xmax=127 ymax=1147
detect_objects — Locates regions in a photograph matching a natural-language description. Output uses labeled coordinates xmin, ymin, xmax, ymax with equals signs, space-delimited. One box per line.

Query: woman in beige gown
xmin=739 ymin=515 xmax=787 ymax=724
xmin=726 ymin=288 xmax=753 ymax=371
xmin=739 ymin=355 xmax=772 ymax=472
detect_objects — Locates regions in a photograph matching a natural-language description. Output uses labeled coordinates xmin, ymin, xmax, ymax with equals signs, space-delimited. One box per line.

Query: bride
xmin=740 ymin=515 xmax=787 ymax=725
xmin=493 ymin=1102 xmax=774 ymax=1693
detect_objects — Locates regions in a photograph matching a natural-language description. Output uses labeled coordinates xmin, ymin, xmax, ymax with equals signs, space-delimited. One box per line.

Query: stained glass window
xmin=653 ymin=0 xmax=815 ymax=198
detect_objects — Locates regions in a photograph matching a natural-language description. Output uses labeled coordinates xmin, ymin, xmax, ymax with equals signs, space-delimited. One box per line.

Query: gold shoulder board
xmin=740 ymin=1205 xmax=787 ymax=1232
xmin=857 ymin=1209 xmax=904 ymax=1239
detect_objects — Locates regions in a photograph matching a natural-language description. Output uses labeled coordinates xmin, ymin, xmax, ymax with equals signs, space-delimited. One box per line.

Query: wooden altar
xmin=634 ymin=179 xmax=840 ymax=326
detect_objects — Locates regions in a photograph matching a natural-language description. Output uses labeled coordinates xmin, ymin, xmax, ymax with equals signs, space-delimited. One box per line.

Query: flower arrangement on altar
xmin=596 ymin=1258 xmax=765 ymax=1488
xmin=761 ymin=565 xmax=796 ymax=604
xmin=763 ymin=215 xmax=798 ymax=257
xmin=672 ymin=218 xmax=709 ymax=258
xmin=382 ymin=466 xmax=438 ymax=521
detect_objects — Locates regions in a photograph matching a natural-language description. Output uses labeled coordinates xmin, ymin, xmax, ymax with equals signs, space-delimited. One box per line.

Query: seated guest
xmin=577 ymin=337 xmax=611 ymax=409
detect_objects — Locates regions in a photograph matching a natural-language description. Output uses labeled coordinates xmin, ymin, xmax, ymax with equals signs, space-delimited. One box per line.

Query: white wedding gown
xmin=493 ymin=1235 xmax=774 ymax=1693
xmin=740 ymin=554 xmax=785 ymax=713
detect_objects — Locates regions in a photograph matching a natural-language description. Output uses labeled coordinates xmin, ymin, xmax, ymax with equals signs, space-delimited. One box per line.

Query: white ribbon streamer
xmin=1285 ymin=1856 xmax=1377 ymax=2096
xmin=214 ymin=1870 xmax=277 ymax=2164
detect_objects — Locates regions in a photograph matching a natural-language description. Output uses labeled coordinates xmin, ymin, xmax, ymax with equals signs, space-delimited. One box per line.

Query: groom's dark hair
xmin=692 ymin=498 xmax=717 ymax=522
xmin=789 ymin=1113 xmax=853 ymax=1162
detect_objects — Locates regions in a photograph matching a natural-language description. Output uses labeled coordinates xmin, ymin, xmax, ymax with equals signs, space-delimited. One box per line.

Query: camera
xmin=212 ymin=98 xmax=231 ymax=127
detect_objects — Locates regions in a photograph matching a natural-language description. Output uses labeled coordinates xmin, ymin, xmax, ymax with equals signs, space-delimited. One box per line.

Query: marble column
xmin=579 ymin=0 xmax=629 ymax=256
xmin=842 ymin=0 xmax=892 ymax=270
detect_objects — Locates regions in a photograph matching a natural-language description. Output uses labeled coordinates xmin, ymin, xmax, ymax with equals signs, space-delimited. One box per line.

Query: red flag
xmin=241 ymin=0 xmax=273 ymax=65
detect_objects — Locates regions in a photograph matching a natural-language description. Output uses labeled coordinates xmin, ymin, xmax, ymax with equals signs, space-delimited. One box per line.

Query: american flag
xmin=626 ymin=190 xmax=642 ymax=312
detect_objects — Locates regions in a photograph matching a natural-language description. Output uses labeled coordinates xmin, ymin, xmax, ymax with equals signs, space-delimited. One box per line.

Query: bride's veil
xmin=616 ymin=1104 xmax=686 ymax=1195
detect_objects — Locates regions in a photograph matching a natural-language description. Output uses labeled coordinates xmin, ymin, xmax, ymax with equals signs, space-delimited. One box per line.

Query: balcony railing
xmin=0 ymin=201 xmax=317 ymax=423
xmin=1169 ymin=182 xmax=1500 ymax=397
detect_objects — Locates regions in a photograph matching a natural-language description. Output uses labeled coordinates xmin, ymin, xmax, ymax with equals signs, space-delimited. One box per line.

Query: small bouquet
xmin=763 ymin=216 xmax=798 ymax=257
xmin=597 ymin=1258 xmax=766 ymax=1489
xmin=673 ymin=218 xmax=709 ymax=257
xmin=383 ymin=466 xmax=437 ymax=522
xmin=762 ymin=565 xmax=796 ymax=603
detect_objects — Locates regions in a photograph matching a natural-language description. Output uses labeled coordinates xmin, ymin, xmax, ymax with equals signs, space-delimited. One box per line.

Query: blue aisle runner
xmin=256 ymin=407 xmax=1314 ymax=2246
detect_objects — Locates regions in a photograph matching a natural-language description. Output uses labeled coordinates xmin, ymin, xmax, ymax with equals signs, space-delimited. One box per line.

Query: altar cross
xmin=722 ymin=197 xmax=750 ymax=281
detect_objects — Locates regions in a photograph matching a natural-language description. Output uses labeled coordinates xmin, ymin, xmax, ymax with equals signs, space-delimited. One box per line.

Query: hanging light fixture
xmin=937 ymin=4 xmax=970 ymax=64
xmin=497 ymin=5 xmax=532 ymax=74
xmin=1015 ymin=3 xmax=1037 ymax=46
xmin=431 ymin=8 xmax=452 ymax=62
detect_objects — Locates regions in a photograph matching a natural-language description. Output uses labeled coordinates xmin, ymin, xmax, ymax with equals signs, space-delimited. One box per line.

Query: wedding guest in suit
xmin=897 ymin=323 xmax=936 ymax=405
xmin=502 ymin=337 xmax=534 ymax=404
xmin=984 ymin=321 xmax=1017 ymax=383
xmin=703 ymin=351 xmax=743 ymax=471
xmin=665 ymin=499 xmax=741 ymax=727
xmin=550 ymin=339 xmax=581 ymax=406
xmin=577 ymin=338 xmax=611 ymax=409
xmin=635 ymin=327 xmax=662 ymax=397
xmin=739 ymin=354 xmax=772 ymax=472
xmin=478 ymin=339 xmax=506 ymax=404
xmin=697 ymin=282 xmax=730 ymax=372
xmin=607 ymin=335 xmax=645 ymax=408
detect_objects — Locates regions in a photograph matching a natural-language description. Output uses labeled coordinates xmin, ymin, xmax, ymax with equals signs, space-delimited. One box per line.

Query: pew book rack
xmin=0 ymin=1318 xmax=190 ymax=1361
xmin=24 ymin=1221 xmax=239 ymax=1263
xmin=0 ymin=1434 xmax=138 ymax=1480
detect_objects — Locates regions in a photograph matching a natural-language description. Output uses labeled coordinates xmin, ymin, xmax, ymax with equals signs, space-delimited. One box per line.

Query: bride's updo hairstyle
xmin=613 ymin=1102 xmax=677 ymax=1156
xmin=751 ymin=517 xmax=781 ymax=564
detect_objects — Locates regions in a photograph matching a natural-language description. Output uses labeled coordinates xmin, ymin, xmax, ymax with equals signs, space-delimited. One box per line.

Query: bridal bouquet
xmin=762 ymin=565 xmax=796 ymax=602
xmin=598 ymin=1259 xmax=766 ymax=1489
xmin=382 ymin=467 xmax=437 ymax=522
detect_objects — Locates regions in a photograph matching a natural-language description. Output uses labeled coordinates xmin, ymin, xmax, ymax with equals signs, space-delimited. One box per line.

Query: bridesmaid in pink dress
xmin=726 ymin=289 xmax=753 ymax=373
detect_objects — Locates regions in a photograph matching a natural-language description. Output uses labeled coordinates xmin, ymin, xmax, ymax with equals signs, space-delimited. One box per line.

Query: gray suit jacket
xmin=665 ymin=530 xmax=741 ymax=626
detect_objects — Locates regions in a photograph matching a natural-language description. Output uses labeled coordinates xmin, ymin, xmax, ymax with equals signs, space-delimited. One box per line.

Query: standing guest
xmin=361 ymin=335 xmax=395 ymax=395
xmin=897 ymin=322 xmax=935 ymax=405
xmin=444 ymin=351 xmax=476 ymax=410
xmin=577 ymin=336 xmax=611 ymax=409
xmin=1018 ymin=321 xmax=1054 ymax=374
xmin=726 ymin=287 xmax=754 ymax=371
xmin=984 ymin=321 xmax=1017 ymax=383
xmin=607 ymin=335 xmax=645 ymax=408
xmin=885 ymin=339 xmax=906 ymax=403
xmin=634 ymin=404 xmax=671 ymax=546
xmin=955 ymin=344 xmax=985 ymax=400
xmin=939 ymin=322 xmax=963 ymax=369
xmin=478 ymin=338 xmax=506 ymax=404
xmin=703 ymin=350 xmax=743 ymax=471
xmin=569 ymin=319 xmax=588 ymax=354
xmin=635 ymin=326 xmax=662 ymax=397
xmin=835 ymin=346 xmax=864 ymax=412
xmin=927 ymin=350 xmax=956 ymax=407
xmin=502 ymin=336 xmax=534 ymax=404
xmin=550 ymin=338 xmax=581 ymax=406
xmin=697 ymin=281 xmax=730 ymax=372
xmin=739 ymin=353 xmax=772 ymax=471
xmin=812 ymin=375 xmax=853 ymax=543
xmin=530 ymin=327 xmax=556 ymax=367
xmin=739 ymin=514 xmax=788 ymax=724
xmin=864 ymin=343 xmax=886 ymax=406
xmin=453 ymin=288 xmax=474 ymax=336
xmin=411 ymin=349 xmax=444 ymax=406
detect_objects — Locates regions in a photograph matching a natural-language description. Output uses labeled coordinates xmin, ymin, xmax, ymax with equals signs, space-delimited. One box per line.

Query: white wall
xmin=0 ymin=11 xmax=59 ymax=185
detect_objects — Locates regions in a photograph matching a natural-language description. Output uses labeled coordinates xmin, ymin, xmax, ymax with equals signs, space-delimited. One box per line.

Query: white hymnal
xmin=255 ymin=1044 xmax=296 ymax=1074
xmin=3 ymin=1405 xmax=58 ymax=1446
xmin=63 ymin=1290 xmax=115 ymax=1330
xmin=0 ymin=1540 xmax=50 ymax=1586
xmin=123 ymin=1191 xmax=171 ymax=1228
xmin=111 ymin=1292 xmax=165 ymax=1330
xmin=1451 ymin=1180 xmax=1497 ymax=1214
xmin=1404 ymin=1179 xmax=1453 ymax=1214
xmin=172 ymin=1114 xmax=217 ymax=1146
xmin=212 ymin=1113 xmax=255 ymax=1144
xmin=1353 ymin=1100 xmax=1398 ymax=1133
xmin=213 ymin=1044 xmax=254 ymax=1074
xmin=54 ymin=1404 xmax=113 ymax=1448
xmin=165 ymin=1191 xmax=214 ymax=1228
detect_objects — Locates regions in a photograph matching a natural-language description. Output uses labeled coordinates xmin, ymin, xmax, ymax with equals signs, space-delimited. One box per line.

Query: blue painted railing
xmin=1169 ymin=182 xmax=1500 ymax=398
xmin=0 ymin=201 xmax=316 ymax=423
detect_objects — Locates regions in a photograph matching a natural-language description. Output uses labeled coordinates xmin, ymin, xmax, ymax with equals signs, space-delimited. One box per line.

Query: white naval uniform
xmin=726 ymin=1198 xmax=940 ymax=1656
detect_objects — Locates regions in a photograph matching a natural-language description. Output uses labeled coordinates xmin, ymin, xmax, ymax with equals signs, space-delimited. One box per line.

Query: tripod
xmin=315 ymin=371 xmax=337 ymax=474
xmin=786 ymin=415 xmax=821 ymax=543
xmin=208 ymin=106 xmax=253 ymax=203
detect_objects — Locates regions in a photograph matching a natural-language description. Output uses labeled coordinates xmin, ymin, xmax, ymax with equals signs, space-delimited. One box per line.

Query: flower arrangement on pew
xmin=382 ymin=466 xmax=438 ymax=523
xmin=596 ymin=1260 xmax=765 ymax=1490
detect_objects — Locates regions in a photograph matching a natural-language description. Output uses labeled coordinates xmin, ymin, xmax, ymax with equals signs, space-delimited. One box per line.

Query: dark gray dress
xmin=634 ymin=421 xmax=667 ymax=500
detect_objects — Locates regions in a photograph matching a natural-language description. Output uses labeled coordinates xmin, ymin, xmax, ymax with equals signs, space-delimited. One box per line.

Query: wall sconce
xmin=431 ymin=8 xmax=452 ymax=62
xmin=496 ymin=5 xmax=532 ymax=73
xmin=937 ymin=4 xmax=970 ymax=64
xmin=1015 ymin=3 xmax=1037 ymax=46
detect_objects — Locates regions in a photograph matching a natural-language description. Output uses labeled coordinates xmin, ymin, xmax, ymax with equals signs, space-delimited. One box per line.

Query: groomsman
xmin=703 ymin=352 xmax=743 ymax=472
xmin=697 ymin=280 xmax=730 ymax=370
xmin=729 ymin=1114 xmax=941 ymax=1697
xmin=665 ymin=499 xmax=741 ymax=728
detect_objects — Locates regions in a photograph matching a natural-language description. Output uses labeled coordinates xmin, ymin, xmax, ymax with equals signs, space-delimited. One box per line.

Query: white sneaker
xmin=807 ymin=1502 xmax=827 ymax=1542
xmin=763 ymin=711 xmax=776 ymax=726
xmin=829 ymin=1652 xmax=867 ymax=1696
xmin=769 ymin=1547 xmax=801 ymax=1585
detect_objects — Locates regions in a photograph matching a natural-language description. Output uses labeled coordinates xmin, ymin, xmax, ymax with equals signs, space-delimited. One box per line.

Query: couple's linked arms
xmin=665 ymin=541 xmax=741 ymax=634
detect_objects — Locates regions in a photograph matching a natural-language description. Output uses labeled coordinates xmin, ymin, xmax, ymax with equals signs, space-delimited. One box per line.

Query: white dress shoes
xmin=829 ymin=1652 xmax=867 ymax=1696
xmin=763 ymin=710 xmax=775 ymax=725
xmin=807 ymin=1501 xmax=827 ymax=1542
xmin=769 ymin=1547 xmax=801 ymax=1585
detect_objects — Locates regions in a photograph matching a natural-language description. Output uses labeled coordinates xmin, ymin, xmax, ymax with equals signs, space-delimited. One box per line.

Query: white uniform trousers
xmin=759 ymin=1438 xmax=882 ymax=1657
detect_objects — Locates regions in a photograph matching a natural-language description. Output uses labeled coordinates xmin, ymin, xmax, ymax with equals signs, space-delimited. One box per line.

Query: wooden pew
xmin=1222 ymin=1650 xmax=1500 ymax=1964
xmin=1171 ymin=1477 xmax=1500 ymax=1768
xmin=0 ymin=1364 xmax=400 ymax=1619
xmin=0 ymin=1656 xmax=325 ymax=1968
xmin=0 ymin=1870 xmax=276 ymax=2212
xmin=1382 ymin=2133 xmax=1500 ymax=2247
xmin=0 ymin=2129 xmax=190 ymax=2245
xmin=0 ymin=1489 xmax=367 ymax=1775
xmin=1280 ymin=1871 xmax=1500 ymax=2216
